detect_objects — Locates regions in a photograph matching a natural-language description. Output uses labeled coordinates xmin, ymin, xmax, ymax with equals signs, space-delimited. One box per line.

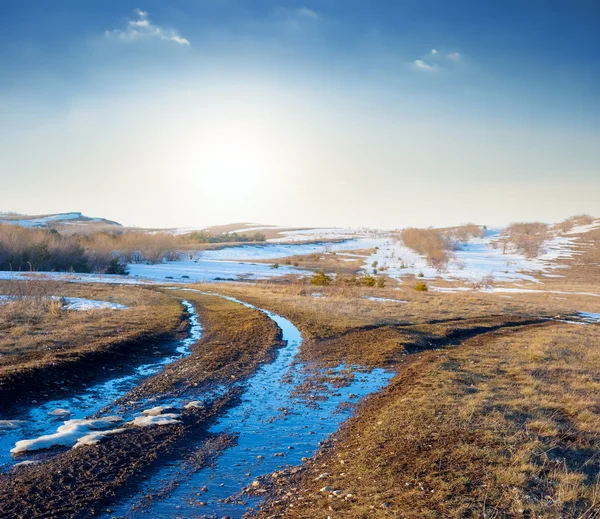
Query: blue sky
xmin=0 ymin=1 xmax=598 ymax=228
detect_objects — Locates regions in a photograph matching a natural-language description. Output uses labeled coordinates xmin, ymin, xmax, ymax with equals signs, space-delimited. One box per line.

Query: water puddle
xmin=0 ymin=300 xmax=202 ymax=469
xmin=111 ymin=292 xmax=393 ymax=518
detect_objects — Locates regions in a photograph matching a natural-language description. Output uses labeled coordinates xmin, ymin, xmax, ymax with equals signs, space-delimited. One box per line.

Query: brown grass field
xmin=0 ymin=280 xmax=183 ymax=405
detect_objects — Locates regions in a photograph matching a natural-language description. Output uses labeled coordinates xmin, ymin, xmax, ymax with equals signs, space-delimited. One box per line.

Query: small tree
xmin=105 ymin=258 xmax=129 ymax=276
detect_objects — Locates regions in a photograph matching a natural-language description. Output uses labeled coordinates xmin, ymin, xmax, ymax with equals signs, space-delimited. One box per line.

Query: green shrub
xmin=415 ymin=281 xmax=428 ymax=292
xmin=271 ymin=263 xmax=280 ymax=269
xmin=310 ymin=270 xmax=332 ymax=286
xmin=361 ymin=274 xmax=376 ymax=287
xmin=105 ymin=258 xmax=129 ymax=275
xmin=417 ymin=271 xmax=424 ymax=278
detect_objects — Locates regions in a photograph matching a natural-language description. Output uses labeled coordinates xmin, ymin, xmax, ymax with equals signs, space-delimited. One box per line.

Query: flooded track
xmin=1 ymin=292 xmax=392 ymax=519
xmin=112 ymin=292 xmax=392 ymax=519
xmin=0 ymin=300 xmax=202 ymax=468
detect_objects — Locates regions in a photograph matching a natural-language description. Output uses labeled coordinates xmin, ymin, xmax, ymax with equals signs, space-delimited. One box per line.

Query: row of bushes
xmin=310 ymin=269 xmax=386 ymax=287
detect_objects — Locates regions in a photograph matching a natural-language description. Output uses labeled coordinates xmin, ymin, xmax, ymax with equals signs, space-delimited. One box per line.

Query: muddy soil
xmin=0 ymin=292 xmax=284 ymax=519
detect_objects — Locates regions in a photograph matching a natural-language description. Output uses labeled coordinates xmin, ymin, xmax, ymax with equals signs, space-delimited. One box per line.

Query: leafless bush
xmin=555 ymin=214 xmax=595 ymax=233
xmin=398 ymin=225 xmax=484 ymax=269
xmin=400 ymin=228 xmax=451 ymax=269
xmin=472 ymin=273 xmax=495 ymax=290
xmin=502 ymin=222 xmax=549 ymax=258
xmin=448 ymin=224 xmax=485 ymax=245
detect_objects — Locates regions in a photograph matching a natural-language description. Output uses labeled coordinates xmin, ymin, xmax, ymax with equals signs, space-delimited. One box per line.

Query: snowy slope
xmin=364 ymin=222 xmax=600 ymax=284
xmin=0 ymin=212 xmax=120 ymax=229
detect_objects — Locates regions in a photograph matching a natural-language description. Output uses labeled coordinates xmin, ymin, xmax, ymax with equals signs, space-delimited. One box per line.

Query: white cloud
xmin=413 ymin=59 xmax=436 ymax=71
xmin=431 ymin=49 xmax=438 ymax=55
xmin=106 ymin=9 xmax=190 ymax=46
xmin=448 ymin=52 xmax=461 ymax=61
xmin=296 ymin=7 xmax=319 ymax=20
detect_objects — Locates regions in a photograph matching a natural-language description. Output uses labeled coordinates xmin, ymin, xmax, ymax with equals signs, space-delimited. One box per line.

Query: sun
xmin=193 ymin=123 xmax=271 ymax=200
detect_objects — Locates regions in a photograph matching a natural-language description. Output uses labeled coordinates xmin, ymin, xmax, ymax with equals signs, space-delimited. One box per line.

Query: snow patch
xmin=61 ymin=297 xmax=128 ymax=311
xmin=130 ymin=414 xmax=181 ymax=427
xmin=74 ymin=428 xmax=126 ymax=448
xmin=362 ymin=296 xmax=407 ymax=304
xmin=141 ymin=406 xmax=172 ymax=416
xmin=0 ymin=295 xmax=128 ymax=311
xmin=11 ymin=417 xmax=123 ymax=454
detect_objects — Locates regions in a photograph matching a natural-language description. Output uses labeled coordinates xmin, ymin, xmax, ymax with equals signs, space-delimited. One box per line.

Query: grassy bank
xmin=252 ymin=321 xmax=600 ymax=518
xmin=0 ymin=281 xmax=184 ymax=405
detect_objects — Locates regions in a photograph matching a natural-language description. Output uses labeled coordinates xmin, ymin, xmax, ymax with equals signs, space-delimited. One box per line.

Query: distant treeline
xmin=0 ymin=225 xmax=266 ymax=274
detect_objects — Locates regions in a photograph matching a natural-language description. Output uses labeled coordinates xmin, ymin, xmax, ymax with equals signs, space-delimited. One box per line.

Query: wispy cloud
xmin=105 ymin=8 xmax=190 ymax=46
xmin=296 ymin=7 xmax=319 ymax=20
xmin=412 ymin=50 xmax=462 ymax=71
xmin=413 ymin=59 xmax=437 ymax=71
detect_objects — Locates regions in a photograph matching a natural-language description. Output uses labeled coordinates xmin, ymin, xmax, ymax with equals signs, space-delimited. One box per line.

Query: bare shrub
xmin=556 ymin=214 xmax=595 ymax=233
xmin=503 ymin=222 xmax=549 ymax=258
xmin=472 ymin=273 xmax=495 ymax=290
xmin=448 ymin=224 xmax=485 ymax=244
xmin=400 ymin=228 xmax=451 ymax=269
xmin=398 ymin=225 xmax=484 ymax=269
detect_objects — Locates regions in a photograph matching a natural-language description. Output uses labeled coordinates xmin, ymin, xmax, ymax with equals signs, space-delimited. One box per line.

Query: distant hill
xmin=0 ymin=212 xmax=121 ymax=231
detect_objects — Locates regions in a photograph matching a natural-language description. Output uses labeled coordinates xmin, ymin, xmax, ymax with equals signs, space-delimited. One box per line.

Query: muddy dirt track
xmin=0 ymin=289 xmax=556 ymax=519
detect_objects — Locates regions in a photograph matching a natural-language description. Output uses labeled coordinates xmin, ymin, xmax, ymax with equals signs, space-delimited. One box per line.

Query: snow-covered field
xmin=363 ymin=223 xmax=599 ymax=284
xmin=199 ymin=238 xmax=381 ymax=261
xmin=0 ymin=260 xmax=302 ymax=285
xmin=127 ymin=258 xmax=303 ymax=282
xmin=268 ymin=227 xmax=380 ymax=243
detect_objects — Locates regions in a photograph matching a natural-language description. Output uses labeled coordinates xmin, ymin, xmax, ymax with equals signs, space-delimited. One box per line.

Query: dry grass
xmin=120 ymin=289 xmax=284 ymax=399
xmin=0 ymin=280 xmax=183 ymax=385
xmin=210 ymin=280 xmax=599 ymax=343
xmin=254 ymin=322 xmax=600 ymax=518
